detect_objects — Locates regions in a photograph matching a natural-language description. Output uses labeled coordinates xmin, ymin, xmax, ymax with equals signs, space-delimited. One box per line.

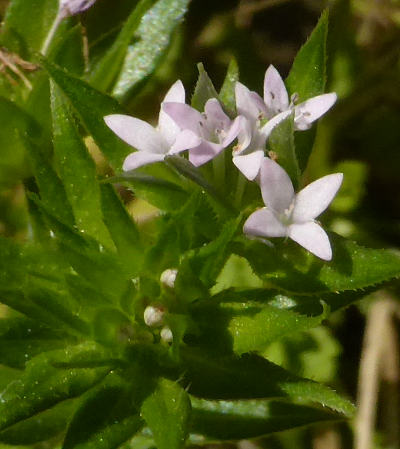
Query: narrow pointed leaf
xmin=0 ymin=317 xmax=71 ymax=369
xmin=25 ymin=139 xmax=74 ymax=226
xmin=41 ymin=58 xmax=131 ymax=168
xmin=269 ymin=113 xmax=300 ymax=188
xmin=191 ymin=299 xmax=328 ymax=355
xmin=0 ymin=343 xmax=112 ymax=432
xmin=286 ymin=10 xmax=329 ymax=172
xmin=113 ymin=0 xmax=191 ymax=100
xmin=219 ymin=58 xmax=239 ymax=114
xmin=89 ymin=0 xmax=156 ymax=92
xmin=190 ymin=397 xmax=341 ymax=442
xmin=63 ymin=373 xmax=144 ymax=449
xmin=181 ymin=349 xmax=355 ymax=416
xmin=0 ymin=400 xmax=77 ymax=445
xmin=100 ymin=184 xmax=143 ymax=274
xmin=237 ymin=234 xmax=400 ymax=294
xmin=141 ymin=378 xmax=191 ymax=449
xmin=286 ymin=10 xmax=328 ymax=102
xmin=191 ymin=63 xmax=219 ymax=111
xmin=51 ymin=81 xmax=113 ymax=248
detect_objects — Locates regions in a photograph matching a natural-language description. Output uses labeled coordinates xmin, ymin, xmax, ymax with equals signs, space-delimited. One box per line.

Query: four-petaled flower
xmin=162 ymin=99 xmax=244 ymax=167
xmin=243 ymin=158 xmax=343 ymax=260
xmin=104 ymin=80 xmax=201 ymax=171
xmin=231 ymin=65 xmax=337 ymax=181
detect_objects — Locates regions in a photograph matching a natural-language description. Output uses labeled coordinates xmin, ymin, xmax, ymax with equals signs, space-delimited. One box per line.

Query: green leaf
xmin=165 ymin=155 xmax=236 ymax=217
xmin=89 ymin=0 xmax=156 ymax=92
xmin=105 ymin=171 xmax=188 ymax=211
xmin=236 ymin=234 xmax=400 ymax=294
xmin=100 ymin=184 xmax=143 ymax=274
xmin=0 ymin=97 xmax=40 ymax=188
xmin=41 ymin=58 xmax=131 ymax=168
xmin=191 ymin=216 xmax=242 ymax=288
xmin=50 ymin=81 xmax=113 ymax=248
xmin=192 ymin=299 xmax=328 ymax=355
xmin=191 ymin=63 xmax=219 ymax=111
xmin=219 ymin=58 xmax=239 ymax=114
xmin=0 ymin=317 xmax=69 ymax=369
xmin=141 ymin=378 xmax=191 ymax=449
xmin=190 ymin=397 xmax=340 ymax=442
xmin=1 ymin=0 xmax=58 ymax=55
xmin=0 ymin=343 xmax=112 ymax=432
xmin=112 ymin=0 xmax=191 ymax=100
xmin=25 ymin=139 xmax=75 ymax=226
xmin=30 ymin=197 xmax=132 ymax=304
xmin=286 ymin=10 xmax=328 ymax=101
xmin=269 ymin=113 xmax=300 ymax=188
xmin=0 ymin=399 xmax=77 ymax=445
xmin=63 ymin=373 xmax=144 ymax=449
xmin=181 ymin=349 xmax=355 ymax=416
xmin=286 ymin=10 xmax=329 ymax=172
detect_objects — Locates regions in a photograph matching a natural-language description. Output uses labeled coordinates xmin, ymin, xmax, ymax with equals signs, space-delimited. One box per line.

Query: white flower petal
xmin=263 ymin=65 xmax=289 ymax=116
xmin=235 ymin=82 xmax=266 ymax=121
xmin=244 ymin=208 xmax=287 ymax=238
xmin=233 ymin=150 xmax=265 ymax=181
xmin=292 ymin=173 xmax=343 ymax=222
xmin=104 ymin=114 xmax=167 ymax=154
xmin=235 ymin=117 xmax=254 ymax=154
xmin=294 ymin=93 xmax=337 ymax=130
xmin=123 ymin=152 xmax=166 ymax=171
xmin=204 ymin=98 xmax=231 ymax=132
xmin=222 ymin=115 xmax=244 ymax=147
xmin=158 ymin=80 xmax=186 ymax=145
xmin=288 ymin=222 xmax=332 ymax=261
xmin=59 ymin=0 xmax=97 ymax=17
xmin=259 ymin=158 xmax=294 ymax=213
xmin=188 ymin=141 xmax=222 ymax=167
xmin=163 ymin=80 xmax=185 ymax=103
xmin=169 ymin=130 xmax=202 ymax=154
xmin=260 ymin=109 xmax=292 ymax=139
xmin=162 ymin=102 xmax=204 ymax=135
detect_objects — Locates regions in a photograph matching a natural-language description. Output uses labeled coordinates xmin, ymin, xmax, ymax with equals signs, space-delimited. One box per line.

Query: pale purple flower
xmin=231 ymin=66 xmax=337 ymax=181
xmin=104 ymin=81 xmax=201 ymax=171
xmin=263 ymin=65 xmax=337 ymax=130
xmin=162 ymin=99 xmax=244 ymax=167
xmin=243 ymin=158 xmax=343 ymax=261
xmin=232 ymin=84 xmax=291 ymax=180
xmin=59 ymin=0 xmax=97 ymax=19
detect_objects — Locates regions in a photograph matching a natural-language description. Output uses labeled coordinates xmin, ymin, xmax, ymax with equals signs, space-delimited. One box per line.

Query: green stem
xmin=234 ymin=171 xmax=246 ymax=208
xmin=212 ymin=150 xmax=225 ymax=192
xmin=41 ymin=12 xmax=63 ymax=55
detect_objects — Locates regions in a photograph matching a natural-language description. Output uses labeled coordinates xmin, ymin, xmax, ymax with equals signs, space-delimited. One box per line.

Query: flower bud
xmin=59 ymin=0 xmax=97 ymax=19
xmin=160 ymin=326 xmax=173 ymax=343
xmin=160 ymin=268 xmax=178 ymax=288
xmin=143 ymin=305 xmax=165 ymax=328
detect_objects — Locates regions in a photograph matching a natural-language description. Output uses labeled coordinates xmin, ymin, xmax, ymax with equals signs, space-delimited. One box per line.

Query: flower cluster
xmin=105 ymin=66 xmax=342 ymax=260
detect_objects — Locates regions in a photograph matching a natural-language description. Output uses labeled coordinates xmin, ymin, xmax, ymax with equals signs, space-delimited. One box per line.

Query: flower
xmin=59 ymin=0 xmax=98 ymax=19
xmin=162 ymin=98 xmax=244 ymax=167
xmin=231 ymin=65 xmax=337 ymax=181
xmin=232 ymin=83 xmax=291 ymax=180
xmin=263 ymin=65 xmax=337 ymax=130
xmin=104 ymin=80 xmax=201 ymax=171
xmin=144 ymin=305 xmax=165 ymax=328
xmin=243 ymin=158 xmax=343 ymax=260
